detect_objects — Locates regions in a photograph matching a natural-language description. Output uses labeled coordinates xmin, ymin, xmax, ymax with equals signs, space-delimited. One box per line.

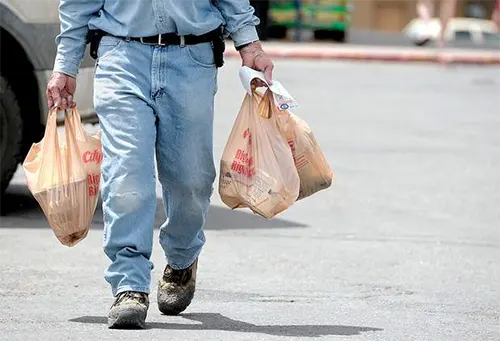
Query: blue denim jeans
xmin=94 ymin=35 xmax=217 ymax=296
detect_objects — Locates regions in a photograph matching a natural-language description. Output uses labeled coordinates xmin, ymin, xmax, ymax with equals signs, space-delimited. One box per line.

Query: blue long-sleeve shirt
xmin=54 ymin=0 xmax=260 ymax=77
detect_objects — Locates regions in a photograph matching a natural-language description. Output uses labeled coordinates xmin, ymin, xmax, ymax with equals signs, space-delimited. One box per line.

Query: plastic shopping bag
xmin=23 ymin=108 xmax=102 ymax=246
xmin=219 ymin=89 xmax=300 ymax=219
xmin=239 ymin=65 xmax=333 ymax=201
xmin=277 ymin=112 xmax=334 ymax=200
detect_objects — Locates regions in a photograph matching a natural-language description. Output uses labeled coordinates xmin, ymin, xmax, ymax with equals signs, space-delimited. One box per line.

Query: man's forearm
xmin=213 ymin=0 xmax=260 ymax=47
xmin=54 ymin=0 xmax=104 ymax=77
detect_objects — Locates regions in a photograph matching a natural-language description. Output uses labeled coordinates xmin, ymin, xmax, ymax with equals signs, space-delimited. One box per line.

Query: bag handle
xmin=42 ymin=107 xmax=59 ymax=143
xmin=39 ymin=107 xmax=63 ymax=184
xmin=67 ymin=107 xmax=86 ymax=141
xmin=254 ymin=89 xmax=275 ymax=120
xmin=63 ymin=107 xmax=87 ymax=181
xmin=63 ymin=107 xmax=85 ymax=146
xmin=42 ymin=108 xmax=61 ymax=157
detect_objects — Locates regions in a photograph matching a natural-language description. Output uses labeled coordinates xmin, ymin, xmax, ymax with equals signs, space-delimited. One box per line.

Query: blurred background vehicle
xmin=252 ymin=0 xmax=352 ymax=42
xmin=0 ymin=0 xmax=96 ymax=196
xmin=251 ymin=0 xmax=500 ymax=48
xmin=403 ymin=16 xmax=500 ymax=46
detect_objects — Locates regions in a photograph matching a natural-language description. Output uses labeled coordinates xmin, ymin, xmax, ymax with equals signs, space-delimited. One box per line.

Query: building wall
xmin=351 ymin=0 xmax=417 ymax=31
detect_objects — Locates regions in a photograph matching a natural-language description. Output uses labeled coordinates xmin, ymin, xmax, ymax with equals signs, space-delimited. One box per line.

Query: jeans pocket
xmin=97 ymin=35 xmax=124 ymax=61
xmin=185 ymin=43 xmax=215 ymax=68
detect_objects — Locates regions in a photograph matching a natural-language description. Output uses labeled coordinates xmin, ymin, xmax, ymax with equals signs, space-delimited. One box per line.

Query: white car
xmin=0 ymin=0 xmax=96 ymax=195
xmin=403 ymin=17 xmax=500 ymax=46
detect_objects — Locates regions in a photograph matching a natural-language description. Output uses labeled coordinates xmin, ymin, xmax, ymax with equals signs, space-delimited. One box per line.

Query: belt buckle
xmin=158 ymin=34 xmax=166 ymax=46
xmin=139 ymin=35 xmax=164 ymax=46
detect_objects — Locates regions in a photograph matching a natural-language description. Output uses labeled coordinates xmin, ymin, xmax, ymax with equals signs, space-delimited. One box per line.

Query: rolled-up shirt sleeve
xmin=53 ymin=0 xmax=104 ymax=78
xmin=214 ymin=0 xmax=260 ymax=47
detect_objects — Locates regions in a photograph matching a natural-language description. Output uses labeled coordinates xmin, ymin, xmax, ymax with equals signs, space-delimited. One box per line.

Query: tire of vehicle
xmin=0 ymin=75 xmax=23 ymax=195
xmin=314 ymin=29 xmax=346 ymax=43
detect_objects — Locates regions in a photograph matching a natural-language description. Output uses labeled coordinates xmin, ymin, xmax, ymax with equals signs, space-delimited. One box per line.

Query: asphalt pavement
xmin=1 ymin=60 xmax=499 ymax=341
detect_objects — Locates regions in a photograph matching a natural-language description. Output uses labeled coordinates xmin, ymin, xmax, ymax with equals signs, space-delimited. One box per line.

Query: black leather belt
xmin=130 ymin=31 xmax=215 ymax=46
xmin=102 ymin=27 xmax=221 ymax=47
xmin=89 ymin=27 xmax=224 ymax=61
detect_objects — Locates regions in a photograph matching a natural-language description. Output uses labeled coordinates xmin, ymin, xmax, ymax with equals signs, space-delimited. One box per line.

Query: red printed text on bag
xmin=83 ymin=150 xmax=103 ymax=164
xmin=87 ymin=173 xmax=100 ymax=196
xmin=287 ymin=139 xmax=309 ymax=170
xmin=230 ymin=128 xmax=255 ymax=178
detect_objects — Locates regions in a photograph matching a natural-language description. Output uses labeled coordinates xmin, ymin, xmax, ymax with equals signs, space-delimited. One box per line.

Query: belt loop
xmin=140 ymin=37 xmax=144 ymax=44
xmin=180 ymin=35 xmax=185 ymax=48
xmin=158 ymin=34 xmax=163 ymax=46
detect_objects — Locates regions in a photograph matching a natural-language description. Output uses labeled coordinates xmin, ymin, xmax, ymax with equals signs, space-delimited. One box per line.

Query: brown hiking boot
xmin=108 ymin=291 xmax=149 ymax=329
xmin=157 ymin=259 xmax=198 ymax=315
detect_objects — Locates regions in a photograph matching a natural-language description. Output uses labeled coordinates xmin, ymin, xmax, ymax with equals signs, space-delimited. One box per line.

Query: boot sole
xmin=108 ymin=309 xmax=147 ymax=329
xmin=158 ymin=296 xmax=193 ymax=315
xmin=157 ymin=289 xmax=195 ymax=316
xmin=157 ymin=303 xmax=186 ymax=316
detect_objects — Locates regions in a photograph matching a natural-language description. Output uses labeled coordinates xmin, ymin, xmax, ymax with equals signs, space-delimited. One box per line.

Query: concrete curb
xmin=224 ymin=47 xmax=500 ymax=65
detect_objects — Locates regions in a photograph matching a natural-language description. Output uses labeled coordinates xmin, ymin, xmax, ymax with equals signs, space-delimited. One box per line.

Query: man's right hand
xmin=46 ymin=72 xmax=77 ymax=110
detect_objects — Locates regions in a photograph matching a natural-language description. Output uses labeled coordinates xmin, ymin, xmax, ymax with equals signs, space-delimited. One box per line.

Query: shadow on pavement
xmin=69 ymin=313 xmax=382 ymax=337
xmin=0 ymin=184 xmax=308 ymax=230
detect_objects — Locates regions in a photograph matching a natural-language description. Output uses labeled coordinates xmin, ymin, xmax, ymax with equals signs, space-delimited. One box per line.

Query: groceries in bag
xmin=239 ymin=66 xmax=333 ymax=201
xmin=23 ymin=108 xmax=102 ymax=246
xmin=219 ymin=90 xmax=300 ymax=219
xmin=278 ymin=112 xmax=334 ymax=200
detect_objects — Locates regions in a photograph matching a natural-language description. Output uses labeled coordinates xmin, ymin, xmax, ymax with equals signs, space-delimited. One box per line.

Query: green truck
xmin=266 ymin=0 xmax=351 ymax=42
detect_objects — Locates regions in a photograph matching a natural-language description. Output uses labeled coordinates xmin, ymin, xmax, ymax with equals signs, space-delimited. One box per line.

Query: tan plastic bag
xmin=23 ymin=108 xmax=102 ymax=246
xmin=219 ymin=90 xmax=300 ymax=219
xmin=278 ymin=112 xmax=334 ymax=200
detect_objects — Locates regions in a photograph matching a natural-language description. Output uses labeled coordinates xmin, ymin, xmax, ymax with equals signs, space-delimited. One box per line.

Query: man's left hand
xmin=239 ymin=41 xmax=274 ymax=86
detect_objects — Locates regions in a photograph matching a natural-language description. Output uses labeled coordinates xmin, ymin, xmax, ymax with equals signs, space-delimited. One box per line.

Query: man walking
xmin=46 ymin=0 xmax=274 ymax=329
